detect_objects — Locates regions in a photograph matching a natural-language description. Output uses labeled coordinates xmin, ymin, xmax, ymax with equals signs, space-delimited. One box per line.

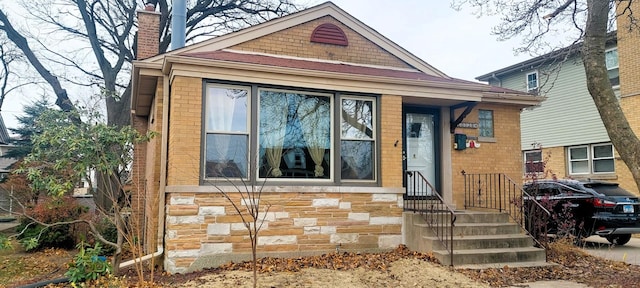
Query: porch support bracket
xmin=449 ymin=101 xmax=477 ymax=133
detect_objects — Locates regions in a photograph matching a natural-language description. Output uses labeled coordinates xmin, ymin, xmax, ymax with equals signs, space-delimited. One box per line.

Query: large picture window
xmin=203 ymin=82 xmax=378 ymax=184
xmin=258 ymin=89 xmax=331 ymax=179
xmin=568 ymin=143 xmax=614 ymax=175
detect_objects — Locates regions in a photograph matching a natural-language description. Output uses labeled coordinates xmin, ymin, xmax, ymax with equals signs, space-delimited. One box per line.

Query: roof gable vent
xmin=310 ymin=23 xmax=348 ymax=46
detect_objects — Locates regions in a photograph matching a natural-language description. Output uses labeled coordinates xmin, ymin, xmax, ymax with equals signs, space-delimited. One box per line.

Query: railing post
xmin=498 ymin=174 xmax=502 ymax=212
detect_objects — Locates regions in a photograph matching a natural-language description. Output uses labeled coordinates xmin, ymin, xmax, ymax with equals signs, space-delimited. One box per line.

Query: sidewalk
xmin=582 ymin=235 xmax=640 ymax=265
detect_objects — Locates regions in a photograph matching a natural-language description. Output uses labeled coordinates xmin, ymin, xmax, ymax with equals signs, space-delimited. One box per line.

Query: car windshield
xmin=583 ymin=183 xmax=635 ymax=197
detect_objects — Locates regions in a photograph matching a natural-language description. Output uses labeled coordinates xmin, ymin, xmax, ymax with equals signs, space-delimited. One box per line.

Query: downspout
xmin=490 ymin=73 xmax=502 ymax=87
xmin=119 ymin=74 xmax=170 ymax=269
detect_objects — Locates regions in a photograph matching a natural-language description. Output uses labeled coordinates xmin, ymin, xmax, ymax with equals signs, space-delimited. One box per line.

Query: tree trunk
xmin=583 ymin=0 xmax=640 ymax=192
xmin=107 ymin=84 xmax=132 ymax=127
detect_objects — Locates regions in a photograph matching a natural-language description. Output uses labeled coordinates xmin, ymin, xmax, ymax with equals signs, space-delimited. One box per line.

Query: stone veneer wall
xmin=164 ymin=190 xmax=403 ymax=273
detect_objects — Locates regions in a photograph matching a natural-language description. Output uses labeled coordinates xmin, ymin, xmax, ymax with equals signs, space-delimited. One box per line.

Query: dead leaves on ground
xmin=0 ymin=248 xmax=72 ymax=288
xmin=216 ymin=245 xmax=438 ymax=273
xmin=459 ymin=241 xmax=640 ymax=287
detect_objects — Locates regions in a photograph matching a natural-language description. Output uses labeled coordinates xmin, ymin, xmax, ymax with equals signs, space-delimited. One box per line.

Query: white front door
xmin=405 ymin=112 xmax=437 ymax=196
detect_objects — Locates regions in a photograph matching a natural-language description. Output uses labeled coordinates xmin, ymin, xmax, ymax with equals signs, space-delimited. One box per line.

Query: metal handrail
xmin=404 ymin=170 xmax=456 ymax=266
xmin=462 ymin=171 xmax=551 ymax=248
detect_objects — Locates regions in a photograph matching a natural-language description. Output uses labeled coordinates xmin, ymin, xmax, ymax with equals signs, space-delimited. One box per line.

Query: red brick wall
xmin=137 ymin=10 xmax=160 ymax=60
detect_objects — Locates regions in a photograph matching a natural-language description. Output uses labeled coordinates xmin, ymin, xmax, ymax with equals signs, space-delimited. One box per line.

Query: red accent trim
xmin=310 ymin=23 xmax=348 ymax=46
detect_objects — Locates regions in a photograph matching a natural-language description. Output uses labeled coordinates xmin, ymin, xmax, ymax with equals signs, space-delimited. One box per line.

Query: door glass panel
xmin=405 ymin=113 xmax=435 ymax=196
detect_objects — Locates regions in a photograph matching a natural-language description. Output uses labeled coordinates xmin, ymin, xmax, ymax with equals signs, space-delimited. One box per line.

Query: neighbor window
xmin=204 ymin=82 xmax=378 ymax=184
xmin=605 ymin=48 xmax=619 ymax=87
xmin=526 ymin=71 xmax=538 ymax=91
xmin=592 ymin=143 xmax=614 ymax=173
xmin=478 ymin=110 xmax=494 ymax=138
xmin=524 ymin=150 xmax=544 ymax=174
xmin=568 ymin=143 xmax=614 ymax=175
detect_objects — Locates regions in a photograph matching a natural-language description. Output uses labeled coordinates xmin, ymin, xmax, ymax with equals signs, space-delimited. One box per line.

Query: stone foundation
xmin=164 ymin=188 xmax=404 ymax=273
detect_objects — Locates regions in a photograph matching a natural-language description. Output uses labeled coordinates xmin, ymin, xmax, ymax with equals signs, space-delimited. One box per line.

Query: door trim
xmin=402 ymin=105 xmax=441 ymax=195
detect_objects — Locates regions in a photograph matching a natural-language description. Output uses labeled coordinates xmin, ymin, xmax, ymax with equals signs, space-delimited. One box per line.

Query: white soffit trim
xmin=141 ymin=2 xmax=448 ymax=78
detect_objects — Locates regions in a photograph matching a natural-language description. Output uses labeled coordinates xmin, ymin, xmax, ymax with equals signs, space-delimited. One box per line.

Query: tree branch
xmin=0 ymin=9 xmax=75 ymax=112
xmin=543 ymin=0 xmax=577 ymax=20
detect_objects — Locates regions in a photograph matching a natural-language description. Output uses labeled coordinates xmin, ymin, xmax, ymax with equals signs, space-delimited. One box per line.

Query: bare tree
xmin=0 ymin=0 xmax=301 ymax=127
xmin=209 ymin=178 xmax=271 ymax=288
xmin=453 ymin=0 xmax=640 ymax=192
xmin=0 ymin=38 xmax=24 ymax=110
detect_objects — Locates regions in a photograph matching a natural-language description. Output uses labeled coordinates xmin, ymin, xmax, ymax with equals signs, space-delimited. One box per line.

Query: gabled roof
xmin=141 ymin=1 xmax=448 ymax=78
xmin=180 ymin=50 xmax=468 ymax=84
xmin=132 ymin=1 xmax=544 ymax=115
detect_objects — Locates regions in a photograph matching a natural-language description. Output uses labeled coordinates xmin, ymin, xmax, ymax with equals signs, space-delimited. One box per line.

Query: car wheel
xmin=606 ymin=234 xmax=632 ymax=245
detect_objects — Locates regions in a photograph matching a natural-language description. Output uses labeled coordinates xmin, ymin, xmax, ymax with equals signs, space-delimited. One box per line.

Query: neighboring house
xmin=0 ymin=114 xmax=17 ymax=214
xmin=0 ymin=114 xmax=16 ymax=180
xmin=477 ymin=20 xmax=640 ymax=194
xmin=130 ymin=2 xmax=541 ymax=273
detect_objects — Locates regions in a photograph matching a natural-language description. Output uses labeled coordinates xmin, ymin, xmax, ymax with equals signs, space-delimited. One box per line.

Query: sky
xmin=312 ymin=0 xmax=533 ymax=80
xmin=2 ymin=0 xmax=536 ymax=131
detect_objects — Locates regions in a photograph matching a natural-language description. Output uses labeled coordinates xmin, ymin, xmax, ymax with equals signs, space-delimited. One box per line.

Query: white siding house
xmin=477 ymin=38 xmax=620 ymax=181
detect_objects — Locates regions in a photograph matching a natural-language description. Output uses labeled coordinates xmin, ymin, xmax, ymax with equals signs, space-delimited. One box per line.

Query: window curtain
xmin=298 ymin=96 xmax=330 ymax=177
xmin=260 ymin=92 xmax=288 ymax=177
xmin=207 ymin=88 xmax=242 ymax=155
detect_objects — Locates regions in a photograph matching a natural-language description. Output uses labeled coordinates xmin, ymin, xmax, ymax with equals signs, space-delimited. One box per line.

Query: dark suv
xmin=522 ymin=179 xmax=640 ymax=245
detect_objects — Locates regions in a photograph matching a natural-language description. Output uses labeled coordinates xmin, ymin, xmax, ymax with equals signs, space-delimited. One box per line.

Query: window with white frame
xmin=203 ymin=82 xmax=378 ymax=183
xmin=524 ymin=150 xmax=544 ymax=174
xmin=478 ymin=109 xmax=494 ymax=138
xmin=568 ymin=143 xmax=614 ymax=175
xmin=526 ymin=71 xmax=538 ymax=91
xmin=592 ymin=143 xmax=614 ymax=173
xmin=605 ymin=48 xmax=619 ymax=87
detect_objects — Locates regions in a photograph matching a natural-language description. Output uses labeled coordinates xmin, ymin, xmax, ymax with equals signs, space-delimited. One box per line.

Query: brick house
xmin=476 ymin=2 xmax=640 ymax=194
xmin=131 ymin=2 xmax=542 ymax=273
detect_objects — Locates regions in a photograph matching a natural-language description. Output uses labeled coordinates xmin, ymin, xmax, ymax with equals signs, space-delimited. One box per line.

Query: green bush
xmin=66 ymin=242 xmax=112 ymax=284
xmin=93 ymin=217 xmax=117 ymax=254
xmin=16 ymin=196 xmax=88 ymax=250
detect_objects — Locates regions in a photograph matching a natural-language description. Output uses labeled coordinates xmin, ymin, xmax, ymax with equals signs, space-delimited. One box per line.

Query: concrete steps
xmin=404 ymin=210 xmax=547 ymax=267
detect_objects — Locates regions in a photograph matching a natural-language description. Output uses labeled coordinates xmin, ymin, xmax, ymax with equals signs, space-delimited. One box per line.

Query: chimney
xmin=171 ymin=0 xmax=187 ymax=50
xmin=137 ymin=3 xmax=161 ymax=59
